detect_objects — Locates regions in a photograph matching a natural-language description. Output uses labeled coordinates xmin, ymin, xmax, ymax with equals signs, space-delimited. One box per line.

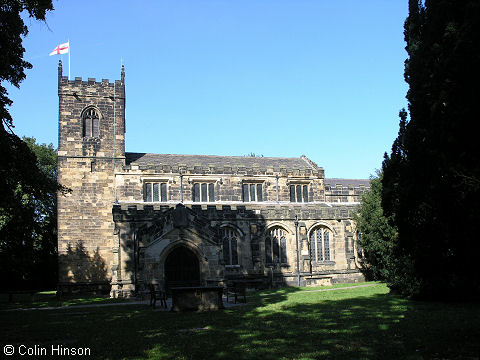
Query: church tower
xmin=57 ymin=61 xmax=126 ymax=294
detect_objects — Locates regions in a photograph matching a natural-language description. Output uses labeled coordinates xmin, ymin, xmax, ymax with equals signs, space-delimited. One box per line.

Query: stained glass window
xmin=265 ymin=237 xmax=272 ymax=264
xmin=223 ymin=227 xmax=239 ymax=265
xmin=309 ymin=228 xmax=333 ymax=262
xmin=265 ymin=227 xmax=287 ymax=264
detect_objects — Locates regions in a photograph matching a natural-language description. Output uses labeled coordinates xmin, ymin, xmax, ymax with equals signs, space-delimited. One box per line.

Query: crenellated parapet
xmin=57 ymin=60 xmax=126 ymax=159
xmin=324 ymin=178 xmax=370 ymax=203
xmin=58 ymin=60 xmax=125 ymax=95
xmin=112 ymin=202 xmax=358 ymax=223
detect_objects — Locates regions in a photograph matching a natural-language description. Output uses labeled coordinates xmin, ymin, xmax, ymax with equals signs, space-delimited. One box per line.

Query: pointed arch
xmin=221 ymin=226 xmax=239 ymax=266
xmin=265 ymin=222 xmax=293 ymax=235
xmin=308 ymin=225 xmax=334 ymax=262
xmin=219 ymin=223 xmax=245 ymax=238
xmin=306 ymin=221 xmax=336 ymax=238
xmin=265 ymin=226 xmax=288 ymax=265
xmin=81 ymin=105 xmax=101 ymax=138
xmin=159 ymin=240 xmax=208 ymax=287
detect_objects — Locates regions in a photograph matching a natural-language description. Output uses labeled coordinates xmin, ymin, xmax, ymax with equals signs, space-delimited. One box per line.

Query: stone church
xmin=56 ymin=62 xmax=369 ymax=297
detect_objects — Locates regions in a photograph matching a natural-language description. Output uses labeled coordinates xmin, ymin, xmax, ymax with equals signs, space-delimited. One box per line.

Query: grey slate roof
xmin=125 ymin=152 xmax=322 ymax=175
xmin=324 ymin=178 xmax=370 ymax=188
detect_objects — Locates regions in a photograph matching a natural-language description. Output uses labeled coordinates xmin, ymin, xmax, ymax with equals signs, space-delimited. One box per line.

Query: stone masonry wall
xmin=112 ymin=202 xmax=362 ymax=294
xmin=57 ymin=159 xmax=117 ymax=289
xmin=57 ymin=62 xmax=126 ymax=293
xmin=324 ymin=182 xmax=368 ymax=203
xmin=115 ymin=171 xmax=326 ymax=203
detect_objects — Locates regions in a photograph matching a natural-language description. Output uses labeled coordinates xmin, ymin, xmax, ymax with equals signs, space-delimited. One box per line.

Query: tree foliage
xmin=0 ymin=138 xmax=59 ymax=289
xmin=0 ymin=1 xmax=57 ymax=289
xmin=382 ymin=0 xmax=480 ymax=300
xmin=355 ymin=172 xmax=397 ymax=282
xmin=0 ymin=0 xmax=54 ymax=210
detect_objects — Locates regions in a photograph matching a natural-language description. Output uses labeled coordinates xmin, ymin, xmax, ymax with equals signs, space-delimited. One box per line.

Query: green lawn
xmin=1 ymin=283 xmax=479 ymax=359
xmin=0 ymin=291 xmax=129 ymax=310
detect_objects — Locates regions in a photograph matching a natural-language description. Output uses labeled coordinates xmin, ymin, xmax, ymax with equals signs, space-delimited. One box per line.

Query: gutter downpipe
xmin=180 ymin=174 xmax=184 ymax=203
xmin=133 ymin=229 xmax=137 ymax=294
xmin=294 ymin=215 xmax=300 ymax=287
xmin=276 ymin=175 xmax=279 ymax=203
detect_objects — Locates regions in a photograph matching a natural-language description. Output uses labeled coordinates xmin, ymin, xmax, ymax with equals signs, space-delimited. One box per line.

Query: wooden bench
xmin=149 ymin=283 xmax=167 ymax=309
xmin=225 ymin=283 xmax=247 ymax=304
xmin=2 ymin=290 xmax=37 ymax=303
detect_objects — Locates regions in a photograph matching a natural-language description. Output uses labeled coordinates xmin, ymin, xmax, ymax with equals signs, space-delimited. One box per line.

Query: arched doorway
xmin=164 ymin=246 xmax=200 ymax=289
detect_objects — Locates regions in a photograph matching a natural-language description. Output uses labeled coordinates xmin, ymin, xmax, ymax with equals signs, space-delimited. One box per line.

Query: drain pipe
xmin=276 ymin=175 xmax=279 ymax=203
xmin=132 ymin=228 xmax=137 ymax=294
xmin=294 ymin=215 xmax=300 ymax=287
xmin=180 ymin=174 xmax=184 ymax=203
xmin=112 ymin=80 xmax=118 ymax=204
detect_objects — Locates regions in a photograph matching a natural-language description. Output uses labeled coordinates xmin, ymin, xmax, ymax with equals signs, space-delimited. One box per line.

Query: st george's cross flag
xmin=49 ymin=42 xmax=69 ymax=56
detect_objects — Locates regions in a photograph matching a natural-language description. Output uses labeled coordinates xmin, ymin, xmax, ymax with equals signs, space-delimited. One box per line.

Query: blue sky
xmin=7 ymin=0 xmax=408 ymax=179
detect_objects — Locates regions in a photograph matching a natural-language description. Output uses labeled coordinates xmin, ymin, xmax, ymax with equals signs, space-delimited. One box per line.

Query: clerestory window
xmin=310 ymin=227 xmax=332 ymax=262
xmin=242 ymin=183 xmax=263 ymax=202
xmin=192 ymin=183 xmax=215 ymax=202
xmin=144 ymin=182 xmax=168 ymax=202
xmin=82 ymin=107 xmax=100 ymax=138
xmin=289 ymin=184 xmax=308 ymax=203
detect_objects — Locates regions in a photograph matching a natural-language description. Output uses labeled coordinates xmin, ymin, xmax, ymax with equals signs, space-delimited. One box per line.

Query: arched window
xmin=82 ymin=107 xmax=100 ymax=137
xmin=222 ymin=227 xmax=238 ymax=266
xmin=265 ymin=227 xmax=287 ymax=264
xmin=310 ymin=227 xmax=332 ymax=262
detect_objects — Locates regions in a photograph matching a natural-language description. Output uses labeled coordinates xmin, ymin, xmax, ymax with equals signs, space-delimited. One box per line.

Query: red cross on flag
xmin=49 ymin=42 xmax=69 ymax=56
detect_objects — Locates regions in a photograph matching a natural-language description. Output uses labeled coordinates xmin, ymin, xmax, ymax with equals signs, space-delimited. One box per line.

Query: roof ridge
xmin=125 ymin=152 xmax=303 ymax=160
xmin=325 ymin=177 xmax=370 ymax=181
xmin=300 ymin=155 xmax=318 ymax=171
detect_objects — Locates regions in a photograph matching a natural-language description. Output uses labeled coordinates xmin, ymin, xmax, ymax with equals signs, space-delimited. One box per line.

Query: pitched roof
xmin=125 ymin=153 xmax=323 ymax=176
xmin=324 ymin=178 xmax=370 ymax=188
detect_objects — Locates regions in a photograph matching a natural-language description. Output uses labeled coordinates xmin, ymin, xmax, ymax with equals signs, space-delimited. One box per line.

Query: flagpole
xmin=68 ymin=39 xmax=71 ymax=80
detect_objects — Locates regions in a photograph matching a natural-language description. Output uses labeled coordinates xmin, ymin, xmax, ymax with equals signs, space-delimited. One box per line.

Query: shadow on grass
xmin=1 ymin=284 xmax=479 ymax=360
xmin=0 ymin=291 xmax=129 ymax=310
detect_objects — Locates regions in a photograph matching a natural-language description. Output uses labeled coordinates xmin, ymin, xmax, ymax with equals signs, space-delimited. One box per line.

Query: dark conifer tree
xmin=382 ymin=0 xmax=480 ymax=299
xmin=355 ymin=172 xmax=397 ymax=282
